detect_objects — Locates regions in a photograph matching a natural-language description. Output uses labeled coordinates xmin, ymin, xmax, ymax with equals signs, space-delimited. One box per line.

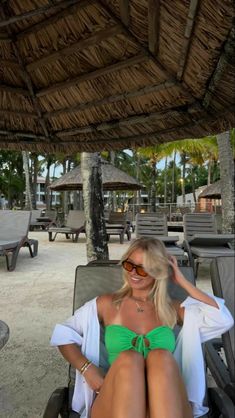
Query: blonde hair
xmin=114 ymin=237 xmax=177 ymax=328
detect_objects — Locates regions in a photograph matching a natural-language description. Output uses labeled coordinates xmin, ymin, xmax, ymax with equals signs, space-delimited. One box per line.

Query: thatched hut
xmin=0 ymin=1 xmax=234 ymax=153
xmin=49 ymin=159 xmax=142 ymax=191
xmin=198 ymin=180 xmax=221 ymax=199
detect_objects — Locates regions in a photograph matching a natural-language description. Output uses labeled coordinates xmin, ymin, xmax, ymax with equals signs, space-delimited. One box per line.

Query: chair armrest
xmin=43 ymin=387 xmax=68 ymax=418
xmin=205 ymin=339 xmax=230 ymax=389
xmin=208 ymin=387 xmax=235 ymax=418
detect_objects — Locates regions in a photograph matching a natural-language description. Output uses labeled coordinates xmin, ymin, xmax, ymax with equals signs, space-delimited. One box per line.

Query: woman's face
xmin=125 ymin=248 xmax=155 ymax=292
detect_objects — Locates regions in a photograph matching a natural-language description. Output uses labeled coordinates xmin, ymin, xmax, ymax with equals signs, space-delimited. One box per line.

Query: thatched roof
xmin=49 ymin=159 xmax=142 ymax=190
xmin=0 ymin=1 xmax=234 ymax=153
xmin=198 ymin=180 xmax=221 ymax=199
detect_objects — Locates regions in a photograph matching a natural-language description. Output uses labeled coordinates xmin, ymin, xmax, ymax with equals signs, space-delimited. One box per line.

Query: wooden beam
xmin=44 ymin=80 xmax=176 ymax=119
xmin=0 ymin=108 xmax=37 ymax=118
xmin=0 ymin=129 xmax=48 ymax=139
xmin=119 ymin=0 xmax=130 ymax=26
xmin=177 ymin=0 xmax=200 ymax=80
xmin=0 ymin=0 xmax=87 ymax=28
xmin=1 ymin=59 xmax=21 ymax=70
xmin=148 ymin=0 xmax=160 ymax=55
xmin=0 ymin=83 xmax=31 ymax=96
xmin=26 ymin=25 xmax=123 ymax=71
xmin=16 ymin=0 xmax=97 ymax=40
xmin=57 ymin=105 xmax=194 ymax=137
xmin=36 ymin=54 xmax=148 ymax=97
xmin=203 ymin=27 xmax=235 ymax=108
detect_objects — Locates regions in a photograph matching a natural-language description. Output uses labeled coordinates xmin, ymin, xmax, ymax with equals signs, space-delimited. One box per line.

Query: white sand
xmin=0 ymin=231 xmax=212 ymax=418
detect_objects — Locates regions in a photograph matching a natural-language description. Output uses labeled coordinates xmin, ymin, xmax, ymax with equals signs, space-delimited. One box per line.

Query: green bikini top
xmin=105 ymin=324 xmax=176 ymax=365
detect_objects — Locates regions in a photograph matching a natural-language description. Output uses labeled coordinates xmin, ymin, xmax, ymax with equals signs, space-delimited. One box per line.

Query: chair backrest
xmin=66 ymin=210 xmax=85 ymax=229
xmin=0 ymin=210 xmax=31 ymax=240
xmin=30 ymin=210 xmax=42 ymax=223
xmin=108 ymin=211 xmax=127 ymax=224
xmin=183 ymin=213 xmax=217 ymax=240
xmin=136 ymin=212 xmax=168 ymax=238
xmin=44 ymin=210 xmax=57 ymax=221
xmin=210 ymin=256 xmax=235 ymax=382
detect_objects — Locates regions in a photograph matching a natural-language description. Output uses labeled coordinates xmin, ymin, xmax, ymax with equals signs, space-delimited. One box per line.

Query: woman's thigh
xmin=91 ymin=350 xmax=146 ymax=418
xmin=146 ymin=349 xmax=193 ymax=418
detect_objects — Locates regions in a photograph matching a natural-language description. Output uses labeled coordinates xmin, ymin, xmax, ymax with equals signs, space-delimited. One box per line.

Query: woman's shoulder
xmin=97 ymin=294 xmax=115 ymax=321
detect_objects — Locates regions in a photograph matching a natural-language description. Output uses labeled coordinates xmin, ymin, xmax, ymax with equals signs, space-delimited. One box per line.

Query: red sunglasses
xmin=122 ymin=260 xmax=148 ymax=277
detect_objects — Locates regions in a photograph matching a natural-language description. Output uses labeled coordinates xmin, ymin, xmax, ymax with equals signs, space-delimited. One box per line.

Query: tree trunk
xmin=45 ymin=156 xmax=53 ymax=210
xmin=31 ymin=153 xmax=38 ymax=209
xmin=207 ymin=159 xmax=212 ymax=186
xmin=22 ymin=151 xmax=32 ymax=210
xmin=190 ymin=165 xmax=197 ymax=203
xmin=181 ymin=152 xmax=186 ymax=205
xmin=171 ymin=151 xmax=176 ymax=203
xmin=81 ymin=152 xmax=109 ymax=262
xmin=164 ymin=157 xmax=168 ymax=205
xmin=217 ymin=131 xmax=235 ymax=234
xmin=150 ymin=159 xmax=157 ymax=212
xmin=109 ymin=151 xmax=117 ymax=211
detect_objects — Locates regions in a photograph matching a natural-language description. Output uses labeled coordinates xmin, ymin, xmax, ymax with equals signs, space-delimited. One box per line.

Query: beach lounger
xmin=30 ymin=209 xmax=57 ymax=231
xmin=135 ymin=212 xmax=186 ymax=263
xmin=205 ymin=256 xmax=235 ymax=405
xmin=182 ymin=213 xmax=234 ymax=276
xmin=44 ymin=263 xmax=231 ymax=418
xmin=105 ymin=211 xmax=131 ymax=244
xmin=48 ymin=210 xmax=85 ymax=242
xmin=0 ymin=210 xmax=38 ymax=271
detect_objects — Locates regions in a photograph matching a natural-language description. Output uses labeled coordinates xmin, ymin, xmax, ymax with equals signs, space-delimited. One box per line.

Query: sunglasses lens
xmin=122 ymin=260 xmax=133 ymax=272
xmin=122 ymin=260 xmax=148 ymax=277
xmin=136 ymin=266 xmax=148 ymax=277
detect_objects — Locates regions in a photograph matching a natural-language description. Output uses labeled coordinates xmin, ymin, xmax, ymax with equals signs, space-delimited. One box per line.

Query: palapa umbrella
xmin=198 ymin=181 xmax=221 ymax=199
xmin=49 ymin=160 xmax=142 ymax=191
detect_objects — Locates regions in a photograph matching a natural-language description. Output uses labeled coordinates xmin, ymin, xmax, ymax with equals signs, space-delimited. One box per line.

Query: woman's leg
xmin=91 ymin=351 xmax=146 ymax=418
xmin=146 ymin=349 xmax=193 ymax=418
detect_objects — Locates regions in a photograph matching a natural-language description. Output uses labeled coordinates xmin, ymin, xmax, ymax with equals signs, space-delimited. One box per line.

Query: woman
xmin=51 ymin=237 xmax=233 ymax=418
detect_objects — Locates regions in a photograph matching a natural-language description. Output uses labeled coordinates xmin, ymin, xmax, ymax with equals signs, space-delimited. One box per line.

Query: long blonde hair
xmin=114 ymin=237 xmax=177 ymax=328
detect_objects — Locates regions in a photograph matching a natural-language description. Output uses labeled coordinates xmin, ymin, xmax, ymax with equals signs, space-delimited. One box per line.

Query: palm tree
xmin=217 ymin=130 xmax=235 ymax=234
xmin=137 ymin=145 xmax=170 ymax=211
xmin=22 ymin=151 xmax=32 ymax=210
xmin=81 ymin=152 xmax=109 ymax=261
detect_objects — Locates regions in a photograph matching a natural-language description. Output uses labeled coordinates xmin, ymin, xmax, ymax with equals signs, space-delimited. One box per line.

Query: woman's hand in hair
xmin=168 ymin=255 xmax=188 ymax=287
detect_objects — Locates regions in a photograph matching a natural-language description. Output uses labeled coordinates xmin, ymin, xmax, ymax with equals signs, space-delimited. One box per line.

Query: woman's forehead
xmin=128 ymin=248 xmax=145 ymax=262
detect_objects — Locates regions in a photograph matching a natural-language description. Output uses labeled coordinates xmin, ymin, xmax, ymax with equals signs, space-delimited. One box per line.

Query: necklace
xmin=129 ymin=296 xmax=147 ymax=313
xmin=134 ymin=300 xmax=144 ymax=313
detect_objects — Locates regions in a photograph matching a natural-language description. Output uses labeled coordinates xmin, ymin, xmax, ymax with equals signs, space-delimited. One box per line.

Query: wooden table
xmin=0 ymin=320 xmax=9 ymax=350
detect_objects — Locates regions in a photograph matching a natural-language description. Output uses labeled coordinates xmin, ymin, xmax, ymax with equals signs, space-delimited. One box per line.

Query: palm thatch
xmin=198 ymin=180 xmax=221 ymax=199
xmin=0 ymin=1 xmax=234 ymax=153
xmin=49 ymin=159 xmax=142 ymax=190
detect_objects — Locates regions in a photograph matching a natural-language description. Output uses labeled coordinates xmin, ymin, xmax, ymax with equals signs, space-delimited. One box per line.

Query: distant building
xmin=35 ymin=177 xmax=60 ymax=208
xmin=176 ymin=185 xmax=207 ymax=207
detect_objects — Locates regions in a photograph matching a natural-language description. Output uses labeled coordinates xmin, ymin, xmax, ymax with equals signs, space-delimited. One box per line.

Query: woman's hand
xmin=168 ymin=255 xmax=188 ymax=288
xmin=83 ymin=363 xmax=105 ymax=393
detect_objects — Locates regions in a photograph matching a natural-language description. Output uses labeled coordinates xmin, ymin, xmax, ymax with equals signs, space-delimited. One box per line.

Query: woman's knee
xmin=114 ymin=350 xmax=145 ymax=379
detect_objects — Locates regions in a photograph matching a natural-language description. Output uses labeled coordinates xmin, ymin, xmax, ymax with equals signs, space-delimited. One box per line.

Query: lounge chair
xmin=30 ymin=209 xmax=57 ymax=231
xmin=205 ymin=256 xmax=235 ymax=405
xmin=43 ymin=262 xmax=233 ymax=418
xmin=135 ymin=212 xmax=186 ymax=263
xmin=48 ymin=210 xmax=85 ymax=242
xmin=105 ymin=211 xmax=131 ymax=244
xmin=0 ymin=210 xmax=38 ymax=271
xmin=182 ymin=213 xmax=234 ymax=277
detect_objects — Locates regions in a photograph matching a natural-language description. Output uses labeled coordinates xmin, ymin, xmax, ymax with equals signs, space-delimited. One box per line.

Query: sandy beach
xmin=0 ymin=231 xmax=212 ymax=418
